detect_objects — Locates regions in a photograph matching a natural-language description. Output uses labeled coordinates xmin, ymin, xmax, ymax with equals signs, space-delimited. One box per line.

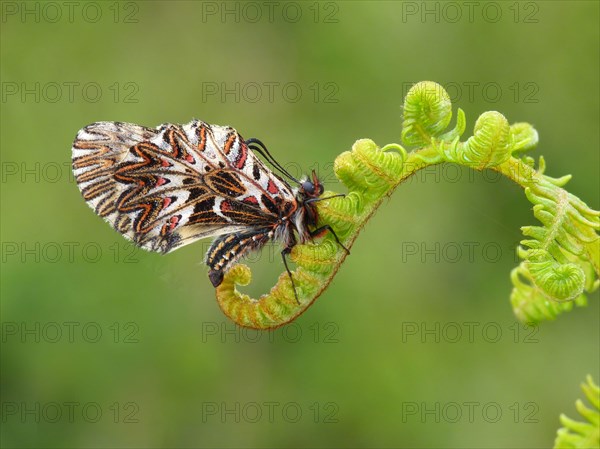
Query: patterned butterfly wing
xmin=72 ymin=120 xmax=297 ymax=254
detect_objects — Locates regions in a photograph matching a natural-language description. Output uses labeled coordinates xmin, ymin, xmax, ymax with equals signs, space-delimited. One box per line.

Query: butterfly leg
xmin=310 ymin=225 xmax=350 ymax=255
xmin=281 ymin=247 xmax=300 ymax=305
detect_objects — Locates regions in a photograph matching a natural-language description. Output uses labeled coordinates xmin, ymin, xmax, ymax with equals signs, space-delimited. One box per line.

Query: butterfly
xmin=71 ymin=119 xmax=348 ymax=301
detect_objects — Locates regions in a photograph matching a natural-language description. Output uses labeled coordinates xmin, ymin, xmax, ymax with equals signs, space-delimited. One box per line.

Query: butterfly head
xmin=299 ymin=170 xmax=324 ymax=200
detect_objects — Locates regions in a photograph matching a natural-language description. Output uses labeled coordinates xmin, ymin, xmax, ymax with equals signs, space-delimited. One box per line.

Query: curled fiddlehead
xmin=554 ymin=376 xmax=600 ymax=449
xmin=216 ymin=81 xmax=599 ymax=329
xmin=216 ymin=140 xmax=407 ymax=329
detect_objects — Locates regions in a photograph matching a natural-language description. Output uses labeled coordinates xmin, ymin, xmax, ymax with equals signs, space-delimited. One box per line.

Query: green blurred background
xmin=1 ymin=1 xmax=598 ymax=447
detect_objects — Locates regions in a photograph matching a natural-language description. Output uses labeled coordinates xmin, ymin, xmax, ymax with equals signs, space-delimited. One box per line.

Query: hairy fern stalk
xmin=215 ymin=81 xmax=599 ymax=329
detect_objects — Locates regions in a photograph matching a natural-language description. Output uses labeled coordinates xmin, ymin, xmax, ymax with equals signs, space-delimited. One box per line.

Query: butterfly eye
xmin=317 ymin=184 xmax=324 ymax=195
xmin=302 ymin=180 xmax=315 ymax=195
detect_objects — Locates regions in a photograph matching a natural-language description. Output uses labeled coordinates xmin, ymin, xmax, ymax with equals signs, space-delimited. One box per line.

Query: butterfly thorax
xmin=291 ymin=174 xmax=323 ymax=244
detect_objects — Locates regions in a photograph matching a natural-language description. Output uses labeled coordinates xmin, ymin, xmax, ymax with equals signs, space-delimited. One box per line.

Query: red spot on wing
xmin=235 ymin=144 xmax=248 ymax=169
xmin=156 ymin=177 xmax=167 ymax=187
xmin=161 ymin=159 xmax=170 ymax=167
xmin=267 ymin=179 xmax=279 ymax=194
xmin=221 ymin=200 xmax=232 ymax=212
xmin=243 ymin=196 xmax=259 ymax=205
xmin=169 ymin=215 xmax=181 ymax=231
xmin=185 ymin=155 xmax=195 ymax=163
xmin=162 ymin=197 xmax=172 ymax=209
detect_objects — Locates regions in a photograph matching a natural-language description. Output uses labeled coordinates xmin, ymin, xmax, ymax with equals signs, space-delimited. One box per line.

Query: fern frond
xmin=215 ymin=81 xmax=598 ymax=329
xmin=554 ymin=376 xmax=600 ymax=449
xmin=507 ymin=158 xmax=599 ymax=323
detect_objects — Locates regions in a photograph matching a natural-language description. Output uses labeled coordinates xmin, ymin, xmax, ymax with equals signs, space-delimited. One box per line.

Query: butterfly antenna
xmin=246 ymin=138 xmax=300 ymax=184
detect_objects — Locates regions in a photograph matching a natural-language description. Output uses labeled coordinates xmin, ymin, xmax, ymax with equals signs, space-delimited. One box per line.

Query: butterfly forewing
xmin=72 ymin=120 xmax=297 ymax=254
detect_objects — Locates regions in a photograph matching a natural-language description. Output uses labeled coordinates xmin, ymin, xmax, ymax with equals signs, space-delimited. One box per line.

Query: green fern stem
xmin=216 ymin=81 xmax=599 ymax=329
